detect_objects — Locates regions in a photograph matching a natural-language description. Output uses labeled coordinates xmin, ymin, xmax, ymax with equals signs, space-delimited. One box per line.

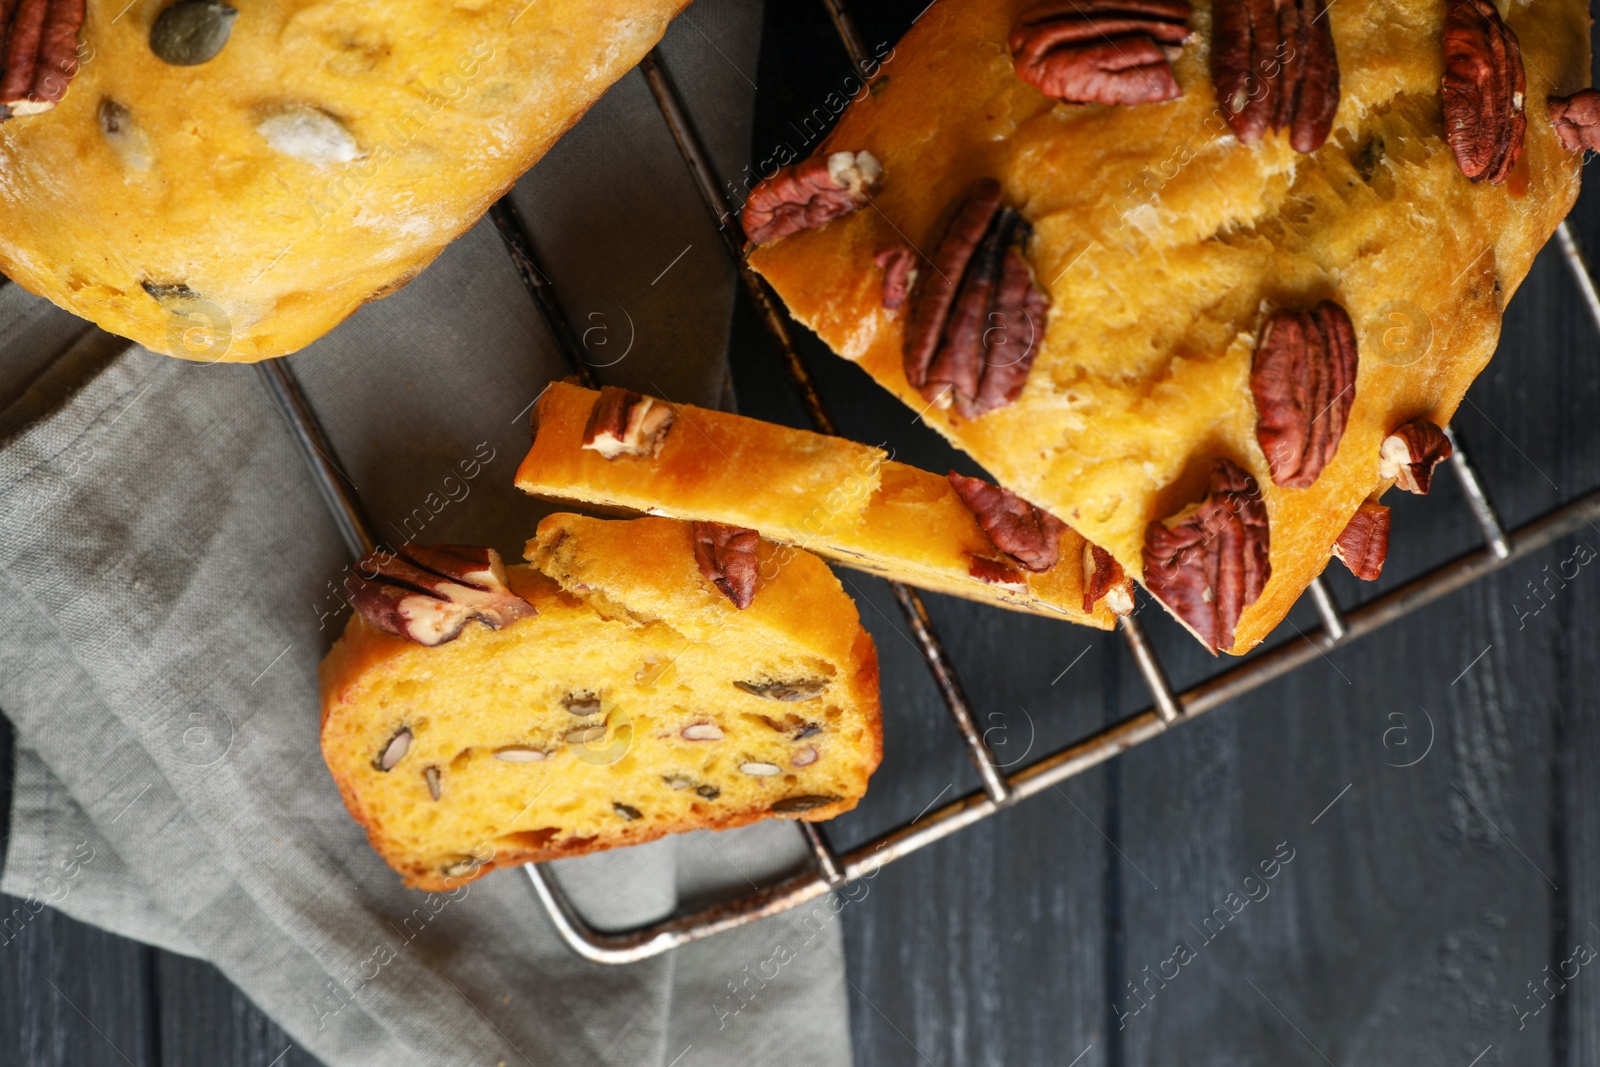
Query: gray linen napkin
xmin=0 ymin=2 xmax=857 ymax=1064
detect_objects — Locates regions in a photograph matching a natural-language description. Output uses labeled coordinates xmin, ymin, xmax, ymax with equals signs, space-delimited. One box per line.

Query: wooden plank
xmin=0 ymin=892 xmax=159 ymax=1066
xmin=1112 ymin=186 xmax=1597 ymax=1067
xmin=1117 ymin=593 xmax=1560 ymax=1065
xmin=1554 ymin=172 xmax=1600 ymax=1067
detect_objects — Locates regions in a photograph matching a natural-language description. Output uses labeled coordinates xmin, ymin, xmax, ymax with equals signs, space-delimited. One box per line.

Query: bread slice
xmin=515 ymin=381 xmax=1130 ymax=625
xmin=0 ymin=0 xmax=688 ymax=361
xmin=320 ymin=514 xmax=882 ymax=891
xmin=746 ymin=0 xmax=1588 ymax=652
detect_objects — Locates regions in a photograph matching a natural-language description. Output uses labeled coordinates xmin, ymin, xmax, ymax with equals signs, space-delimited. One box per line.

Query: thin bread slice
xmin=515 ymin=381 xmax=1130 ymax=625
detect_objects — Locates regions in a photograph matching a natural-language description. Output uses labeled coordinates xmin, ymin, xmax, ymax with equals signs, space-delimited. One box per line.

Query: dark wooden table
xmin=5 ymin=3 xmax=1599 ymax=1064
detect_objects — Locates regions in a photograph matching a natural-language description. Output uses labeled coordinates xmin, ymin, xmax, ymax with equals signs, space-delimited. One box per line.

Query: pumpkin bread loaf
xmin=320 ymin=514 xmax=882 ymax=891
xmin=516 ymin=381 xmax=1133 ymax=625
xmin=745 ymin=0 xmax=1590 ymax=652
xmin=0 ymin=0 xmax=688 ymax=361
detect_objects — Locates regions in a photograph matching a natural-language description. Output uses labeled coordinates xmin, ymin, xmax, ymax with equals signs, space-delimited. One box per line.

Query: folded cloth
xmin=0 ymin=2 xmax=857 ymax=1064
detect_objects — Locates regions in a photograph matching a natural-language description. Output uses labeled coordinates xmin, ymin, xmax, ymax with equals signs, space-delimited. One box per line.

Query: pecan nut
xmin=1009 ymin=0 xmax=1192 ymax=106
xmin=1331 ymin=502 xmax=1389 ymax=580
xmin=1082 ymin=542 xmax=1131 ymax=614
xmin=948 ymin=471 xmax=1068 ymax=572
xmin=1442 ymin=0 xmax=1526 ymax=184
xmin=1143 ymin=459 xmax=1271 ymax=653
xmin=742 ymin=150 xmax=882 ymax=245
xmin=1083 ymin=542 xmax=1116 ymax=609
xmin=0 ymin=0 xmax=86 ymax=118
xmin=347 ymin=544 xmax=537 ymax=647
xmin=875 ymin=245 xmax=918 ymax=311
xmin=1250 ymin=300 xmax=1358 ymax=489
xmin=582 ymin=386 xmax=675 ymax=459
xmin=905 ymin=181 xmax=1050 ymax=419
xmin=1379 ymin=419 xmax=1452 ymax=494
xmin=1211 ymin=0 xmax=1340 ymax=153
xmin=967 ymin=555 xmax=1028 ymax=590
xmin=1103 ymin=581 xmax=1136 ymax=616
xmin=692 ymin=521 xmax=760 ymax=609
xmin=1549 ymin=89 xmax=1600 ymax=153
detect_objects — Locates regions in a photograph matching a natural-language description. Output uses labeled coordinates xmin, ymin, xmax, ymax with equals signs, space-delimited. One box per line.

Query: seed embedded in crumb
xmin=563 ymin=692 xmax=601 ymax=716
xmin=740 ymin=761 xmax=783 ymax=777
xmin=257 ymin=105 xmax=361 ymax=166
xmin=614 ymin=803 xmax=642 ymax=821
xmin=681 ymin=723 xmax=724 ymax=742
xmin=734 ymin=679 xmax=829 ymax=702
xmin=771 ymin=795 xmax=841 ymax=814
xmin=664 ymin=775 xmax=693 ymax=790
xmin=566 ymin=726 xmax=605 ymax=745
xmin=696 ymin=785 xmax=721 ymax=800
xmin=794 ymin=725 xmax=822 ymax=740
xmin=150 ymin=1 xmax=238 ymax=66
xmin=424 ymin=766 xmax=442 ymax=801
xmin=376 ymin=728 xmax=411 ymax=771
xmin=792 ymin=746 xmax=819 ymax=767
xmin=98 ymin=100 xmax=154 ymax=171
xmin=442 ymin=859 xmax=480 ymax=878
xmin=142 ymin=281 xmax=201 ymax=307
xmin=494 ymin=747 xmax=546 ymax=763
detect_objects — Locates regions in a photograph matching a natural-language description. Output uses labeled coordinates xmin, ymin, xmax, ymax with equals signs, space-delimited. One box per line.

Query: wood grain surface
xmin=2 ymin=2 xmax=1599 ymax=1065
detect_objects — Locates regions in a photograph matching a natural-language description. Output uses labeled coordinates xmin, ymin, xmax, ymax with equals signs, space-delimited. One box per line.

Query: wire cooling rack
xmin=262 ymin=1 xmax=1600 ymax=964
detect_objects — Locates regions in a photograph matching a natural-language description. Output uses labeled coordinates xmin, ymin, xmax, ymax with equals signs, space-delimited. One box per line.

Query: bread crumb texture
xmin=749 ymin=0 xmax=1589 ymax=652
xmin=319 ymin=514 xmax=882 ymax=891
xmin=0 ymin=0 xmax=688 ymax=361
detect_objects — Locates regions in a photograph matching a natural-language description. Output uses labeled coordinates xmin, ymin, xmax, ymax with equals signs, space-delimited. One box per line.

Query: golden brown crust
xmin=0 ymin=0 xmax=689 ymax=362
xmin=320 ymin=516 xmax=882 ymax=892
xmin=516 ymin=381 xmax=1119 ymax=625
xmin=749 ymin=0 xmax=1588 ymax=652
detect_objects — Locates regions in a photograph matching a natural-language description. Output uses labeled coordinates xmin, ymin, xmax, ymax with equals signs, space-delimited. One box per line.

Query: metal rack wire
xmin=261 ymin=3 xmax=1600 ymax=965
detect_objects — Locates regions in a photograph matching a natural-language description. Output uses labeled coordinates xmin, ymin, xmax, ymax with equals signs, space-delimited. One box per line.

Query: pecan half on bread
xmin=1143 ymin=460 xmax=1271 ymax=653
xmin=948 ymin=472 xmax=1068 ymax=572
xmin=1549 ymin=90 xmax=1600 ymax=153
xmin=1082 ymin=542 xmax=1131 ymax=615
xmin=742 ymin=151 xmax=882 ymax=245
xmin=1442 ymin=0 xmax=1526 ymax=184
xmin=1250 ymin=301 xmax=1358 ymax=489
xmin=1379 ymin=419 xmax=1452 ymax=494
xmin=0 ymin=0 xmax=86 ymax=118
xmin=347 ymin=544 xmax=536 ymax=647
xmin=1332 ymin=503 xmax=1389 ymax=580
xmin=692 ymin=521 xmax=760 ymax=609
xmin=875 ymin=245 xmax=918 ymax=311
xmin=1210 ymin=0 xmax=1339 ymax=153
xmin=904 ymin=180 xmax=1049 ymax=419
xmin=1009 ymin=0 xmax=1192 ymax=106
xmin=581 ymin=386 xmax=675 ymax=459
xmin=966 ymin=555 xmax=1029 ymax=590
